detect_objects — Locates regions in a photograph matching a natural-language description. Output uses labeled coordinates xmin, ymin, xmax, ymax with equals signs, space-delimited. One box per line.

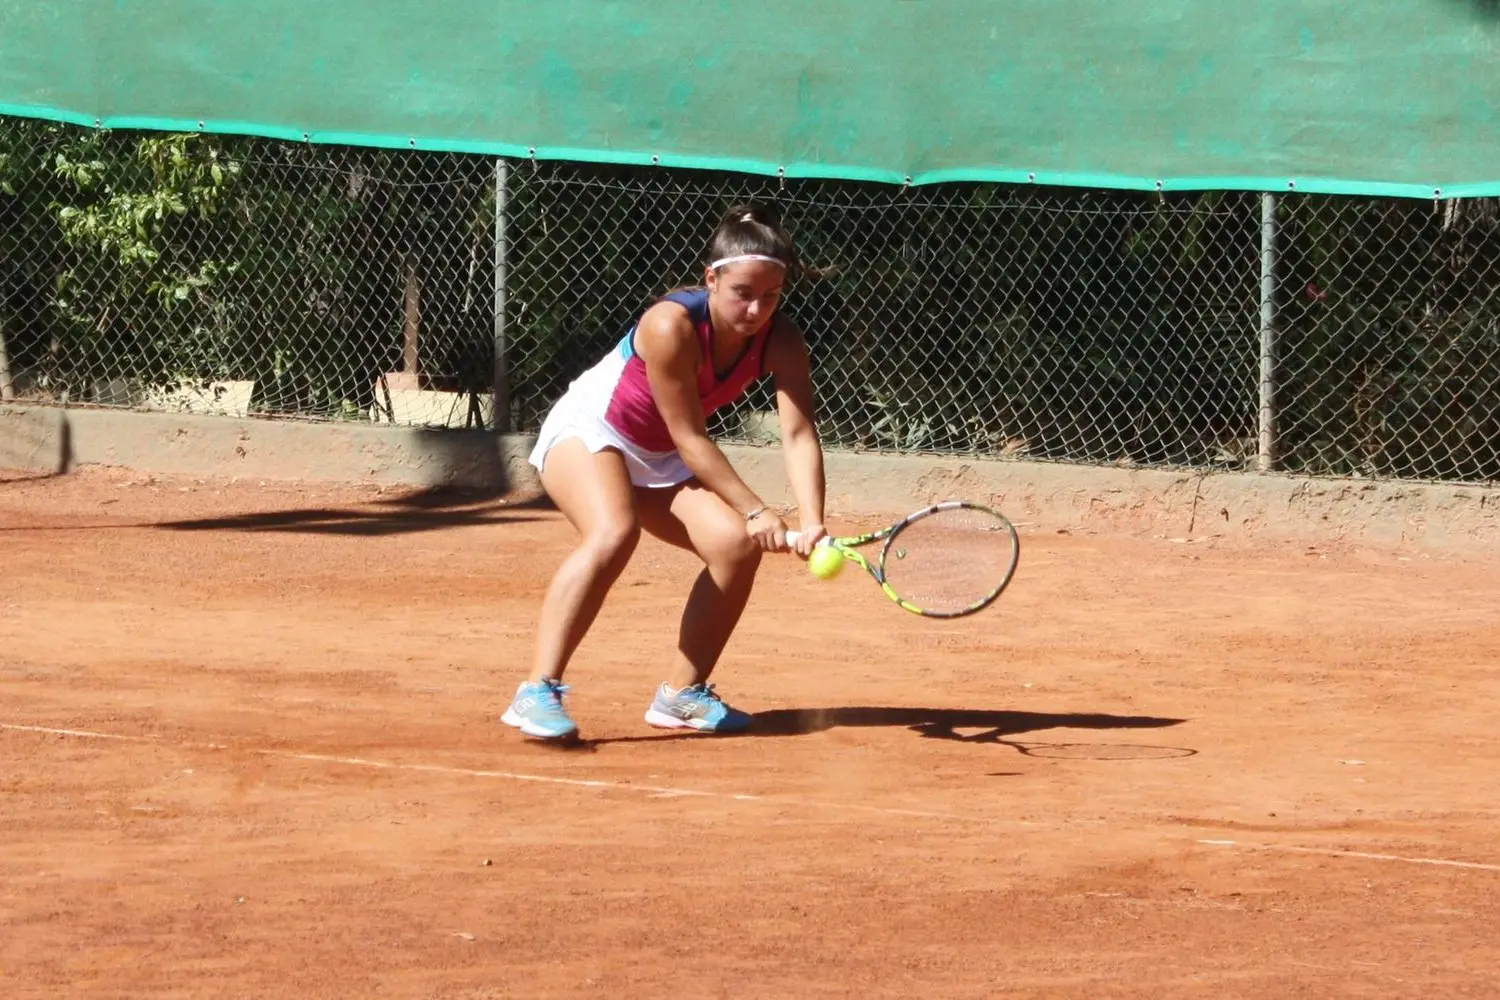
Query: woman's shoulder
xmin=657 ymin=285 xmax=708 ymax=304
xmin=639 ymin=287 xmax=706 ymax=331
xmin=651 ymin=286 xmax=708 ymax=320
xmin=634 ymin=292 xmax=704 ymax=363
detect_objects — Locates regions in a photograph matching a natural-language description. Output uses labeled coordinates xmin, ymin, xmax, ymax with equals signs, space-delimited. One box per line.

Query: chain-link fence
xmin=505 ymin=162 xmax=1264 ymax=471
xmin=4 ymin=116 xmax=1500 ymax=482
xmin=0 ymin=119 xmax=497 ymax=427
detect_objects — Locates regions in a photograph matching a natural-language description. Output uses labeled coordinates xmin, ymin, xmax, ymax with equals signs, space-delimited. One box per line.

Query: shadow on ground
xmin=152 ymin=487 xmax=556 ymax=537
xmin=0 ymin=471 xmax=65 ymax=486
xmin=576 ymin=707 xmax=1193 ymax=758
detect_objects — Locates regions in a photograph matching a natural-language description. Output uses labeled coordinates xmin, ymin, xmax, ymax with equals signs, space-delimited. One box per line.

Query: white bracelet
xmin=744 ymin=505 xmax=769 ymax=521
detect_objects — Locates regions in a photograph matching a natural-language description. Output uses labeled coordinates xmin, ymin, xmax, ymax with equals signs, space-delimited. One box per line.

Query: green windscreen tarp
xmin=3 ymin=1 xmax=1500 ymax=197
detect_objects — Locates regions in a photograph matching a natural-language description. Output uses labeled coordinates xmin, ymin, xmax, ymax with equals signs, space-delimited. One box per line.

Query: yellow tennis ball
xmin=807 ymin=543 xmax=844 ymax=580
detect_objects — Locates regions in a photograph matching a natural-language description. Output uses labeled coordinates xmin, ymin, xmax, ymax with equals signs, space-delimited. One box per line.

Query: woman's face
xmin=706 ymin=261 xmax=785 ymax=337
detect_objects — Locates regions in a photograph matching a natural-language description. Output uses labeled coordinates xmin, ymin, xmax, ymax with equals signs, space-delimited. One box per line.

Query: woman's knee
xmin=700 ymin=522 xmax=762 ymax=574
xmin=582 ymin=518 xmax=641 ymax=569
xmin=649 ymin=484 xmax=765 ymax=574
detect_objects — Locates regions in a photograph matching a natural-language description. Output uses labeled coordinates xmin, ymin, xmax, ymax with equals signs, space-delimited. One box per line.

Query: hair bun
xmin=707 ymin=201 xmax=798 ymax=280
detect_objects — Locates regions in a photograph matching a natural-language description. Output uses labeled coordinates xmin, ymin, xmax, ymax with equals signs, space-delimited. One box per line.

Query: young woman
xmin=503 ymin=202 xmax=828 ymax=740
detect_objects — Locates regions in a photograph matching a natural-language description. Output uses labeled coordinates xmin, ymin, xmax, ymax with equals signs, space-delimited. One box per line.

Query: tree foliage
xmin=3 ymin=117 xmax=1499 ymax=481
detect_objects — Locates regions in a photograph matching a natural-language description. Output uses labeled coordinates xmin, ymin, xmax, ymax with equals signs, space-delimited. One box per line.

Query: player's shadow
xmin=752 ymin=707 xmax=1178 ymax=738
xmin=582 ymin=708 xmax=1193 ymax=757
xmin=751 ymin=707 xmax=1191 ymax=754
xmin=151 ymin=488 xmax=552 ymax=537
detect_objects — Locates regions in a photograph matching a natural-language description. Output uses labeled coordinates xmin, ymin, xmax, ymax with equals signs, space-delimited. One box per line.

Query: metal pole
xmin=0 ymin=317 xmax=15 ymax=401
xmin=492 ymin=158 xmax=510 ymax=434
xmin=1257 ymin=192 xmax=1278 ymax=473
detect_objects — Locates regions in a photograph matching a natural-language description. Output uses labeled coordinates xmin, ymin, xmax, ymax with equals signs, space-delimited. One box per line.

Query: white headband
xmin=709 ymin=253 xmax=787 ymax=271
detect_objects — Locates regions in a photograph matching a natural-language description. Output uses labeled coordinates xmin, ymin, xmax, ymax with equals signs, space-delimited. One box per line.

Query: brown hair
xmin=705 ymin=201 xmax=799 ymax=280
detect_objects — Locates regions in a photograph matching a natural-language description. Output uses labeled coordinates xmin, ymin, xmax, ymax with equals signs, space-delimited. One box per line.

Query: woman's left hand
xmin=790 ymin=523 xmax=827 ymax=558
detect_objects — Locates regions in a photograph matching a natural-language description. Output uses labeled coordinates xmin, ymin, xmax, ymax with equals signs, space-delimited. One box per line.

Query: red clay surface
xmin=3 ymin=466 xmax=1499 ymax=999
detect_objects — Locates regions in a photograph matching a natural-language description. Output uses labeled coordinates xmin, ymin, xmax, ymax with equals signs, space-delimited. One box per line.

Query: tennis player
xmin=502 ymin=203 xmax=828 ymax=740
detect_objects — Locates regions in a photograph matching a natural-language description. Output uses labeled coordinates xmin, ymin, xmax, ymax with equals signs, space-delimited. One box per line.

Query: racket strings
xmin=878 ymin=507 xmax=1017 ymax=615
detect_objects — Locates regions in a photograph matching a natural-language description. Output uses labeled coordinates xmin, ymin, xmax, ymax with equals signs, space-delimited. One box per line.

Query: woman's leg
xmin=503 ymin=438 xmax=637 ymax=739
xmin=636 ymin=482 xmax=763 ymax=731
xmin=529 ymin=438 xmax=641 ymax=682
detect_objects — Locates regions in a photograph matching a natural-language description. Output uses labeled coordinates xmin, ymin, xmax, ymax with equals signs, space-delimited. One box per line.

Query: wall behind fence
xmin=3 ymin=119 xmax=1500 ymax=484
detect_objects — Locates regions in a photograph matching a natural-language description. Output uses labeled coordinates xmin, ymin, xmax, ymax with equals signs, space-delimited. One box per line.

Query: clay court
xmin=3 ymin=466 xmax=1499 ymax=999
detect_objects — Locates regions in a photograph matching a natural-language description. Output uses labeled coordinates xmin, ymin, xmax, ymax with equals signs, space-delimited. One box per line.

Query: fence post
xmin=0 ymin=317 xmax=15 ymax=401
xmin=492 ymin=157 xmax=511 ymax=434
xmin=1257 ymin=192 xmax=1278 ymax=473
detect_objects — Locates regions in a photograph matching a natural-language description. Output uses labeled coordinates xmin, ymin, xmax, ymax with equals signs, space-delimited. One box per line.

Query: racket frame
xmin=796 ymin=500 xmax=1019 ymax=618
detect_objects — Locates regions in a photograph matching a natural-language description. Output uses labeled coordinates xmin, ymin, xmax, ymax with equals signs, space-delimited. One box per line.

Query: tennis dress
xmin=527 ymin=288 xmax=773 ymax=488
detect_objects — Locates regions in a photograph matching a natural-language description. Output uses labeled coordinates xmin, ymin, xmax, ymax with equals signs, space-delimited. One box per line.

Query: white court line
xmin=1199 ymin=839 xmax=1500 ymax=873
xmin=10 ymin=723 xmax=1500 ymax=869
xmin=0 ymin=722 xmax=980 ymax=824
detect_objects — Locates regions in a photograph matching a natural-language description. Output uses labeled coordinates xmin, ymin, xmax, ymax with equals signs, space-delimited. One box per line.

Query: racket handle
xmin=784 ymin=530 xmax=831 ymax=549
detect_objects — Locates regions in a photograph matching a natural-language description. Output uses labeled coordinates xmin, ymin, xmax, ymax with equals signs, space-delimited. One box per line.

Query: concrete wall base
xmin=5 ymin=404 xmax=1497 ymax=553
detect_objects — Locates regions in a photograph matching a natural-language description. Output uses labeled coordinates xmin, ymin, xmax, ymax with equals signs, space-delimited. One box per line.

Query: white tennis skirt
xmin=528 ymin=384 xmax=694 ymax=489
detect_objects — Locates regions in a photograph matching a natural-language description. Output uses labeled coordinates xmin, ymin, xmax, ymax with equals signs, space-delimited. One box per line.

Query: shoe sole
xmin=644 ymin=707 xmax=749 ymax=734
xmin=501 ymin=708 xmax=578 ymax=740
xmin=644 ymin=707 xmax=712 ymax=731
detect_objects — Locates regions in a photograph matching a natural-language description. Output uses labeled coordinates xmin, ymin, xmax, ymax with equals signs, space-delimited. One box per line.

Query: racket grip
xmin=784 ymin=531 xmax=830 ymax=549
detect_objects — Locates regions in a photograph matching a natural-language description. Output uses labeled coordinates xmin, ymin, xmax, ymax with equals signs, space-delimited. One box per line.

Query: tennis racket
xmin=786 ymin=500 xmax=1019 ymax=618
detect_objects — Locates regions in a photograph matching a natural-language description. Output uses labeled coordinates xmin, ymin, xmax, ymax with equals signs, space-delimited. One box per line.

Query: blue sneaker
xmin=501 ymin=679 xmax=579 ymax=739
xmin=644 ymin=682 xmax=752 ymax=734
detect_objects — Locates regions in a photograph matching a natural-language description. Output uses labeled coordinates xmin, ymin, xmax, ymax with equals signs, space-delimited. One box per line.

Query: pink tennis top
xmin=589 ymin=288 xmax=773 ymax=453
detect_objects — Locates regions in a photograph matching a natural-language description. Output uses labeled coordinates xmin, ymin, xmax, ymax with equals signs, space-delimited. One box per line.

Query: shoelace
xmin=537 ymin=681 xmax=571 ymax=710
xmin=682 ymin=683 xmax=721 ymax=704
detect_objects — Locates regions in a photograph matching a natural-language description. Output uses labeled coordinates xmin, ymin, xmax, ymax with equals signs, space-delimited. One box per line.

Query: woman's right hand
xmin=746 ymin=508 xmax=789 ymax=552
